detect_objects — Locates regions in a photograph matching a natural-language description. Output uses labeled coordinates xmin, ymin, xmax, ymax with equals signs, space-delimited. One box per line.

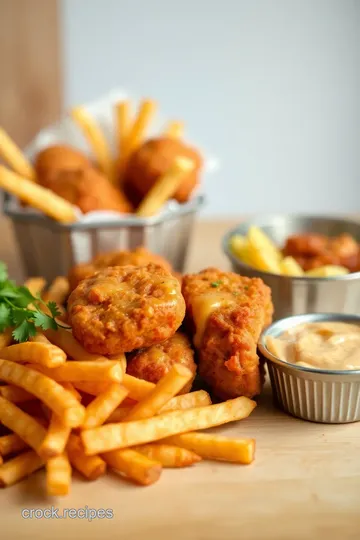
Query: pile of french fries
xmin=230 ymin=226 xmax=350 ymax=277
xmin=0 ymin=99 xmax=193 ymax=222
xmin=0 ymin=277 xmax=256 ymax=494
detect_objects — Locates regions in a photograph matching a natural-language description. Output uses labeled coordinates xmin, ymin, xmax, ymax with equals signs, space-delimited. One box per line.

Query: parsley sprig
xmin=0 ymin=262 xmax=66 ymax=342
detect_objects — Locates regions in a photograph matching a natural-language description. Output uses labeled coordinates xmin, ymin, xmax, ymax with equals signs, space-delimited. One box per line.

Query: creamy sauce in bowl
xmin=266 ymin=321 xmax=360 ymax=370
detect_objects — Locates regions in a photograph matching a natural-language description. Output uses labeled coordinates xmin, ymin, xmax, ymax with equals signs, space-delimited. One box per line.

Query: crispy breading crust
xmin=182 ymin=268 xmax=273 ymax=400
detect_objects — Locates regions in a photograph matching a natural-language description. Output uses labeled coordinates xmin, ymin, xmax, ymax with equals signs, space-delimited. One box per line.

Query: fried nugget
xmin=123 ymin=136 xmax=202 ymax=206
xmin=182 ymin=268 xmax=273 ymax=400
xmin=127 ymin=332 xmax=196 ymax=393
xmin=35 ymin=144 xmax=91 ymax=182
xmin=68 ymin=247 xmax=174 ymax=292
xmin=39 ymin=167 xmax=133 ymax=214
xmin=68 ymin=264 xmax=185 ymax=355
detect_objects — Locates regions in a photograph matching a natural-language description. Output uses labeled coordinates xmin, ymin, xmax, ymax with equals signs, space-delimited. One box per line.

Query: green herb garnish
xmin=0 ymin=262 xmax=66 ymax=342
xmin=210 ymin=280 xmax=223 ymax=288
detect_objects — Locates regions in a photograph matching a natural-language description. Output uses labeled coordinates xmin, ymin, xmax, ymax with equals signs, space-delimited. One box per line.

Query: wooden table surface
xmin=1 ymin=215 xmax=360 ymax=540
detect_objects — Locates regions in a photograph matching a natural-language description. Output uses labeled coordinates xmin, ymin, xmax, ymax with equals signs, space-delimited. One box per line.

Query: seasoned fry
xmin=0 ymin=342 xmax=66 ymax=367
xmin=66 ymin=434 xmax=106 ymax=481
xmin=0 ymin=433 xmax=28 ymax=456
xmin=133 ymin=443 xmax=201 ymax=468
xmin=164 ymin=121 xmax=184 ymax=139
xmin=46 ymin=453 xmax=71 ymax=496
xmin=136 ymin=156 xmax=195 ymax=217
xmin=0 ymin=329 xmax=12 ymax=350
xmin=0 ymin=450 xmax=43 ymax=487
xmin=0 ymin=385 xmax=34 ymax=403
xmin=0 ymin=360 xmax=85 ymax=427
xmin=0 ymin=166 xmax=77 ymax=223
xmin=82 ymin=384 xmax=129 ymax=429
xmin=71 ymin=106 xmax=114 ymax=181
xmin=38 ymin=413 xmax=71 ymax=459
xmin=81 ymin=397 xmax=256 ymax=455
xmin=0 ymin=396 xmax=46 ymax=452
xmin=0 ymin=127 xmax=36 ymax=181
xmin=24 ymin=277 xmax=47 ymax=297
xmin=107 ymin=390 xmax=212 ymax=423
xmin=123 ymin=364 xmax=194 ymax=421
xmin=42 ymin=276 xmax=70 ymax=305
xmin=164 ymin=433 xmax=256 ymax=464
xmin=44 ymin=328 xmax=107 ymax=361
xmin=122 ymin=374 xmax=155 ymax=401
xmin=102 ymin=448 xmax=161 ymax=486
xmin=29 ymin=360 xmax=123 ymax=382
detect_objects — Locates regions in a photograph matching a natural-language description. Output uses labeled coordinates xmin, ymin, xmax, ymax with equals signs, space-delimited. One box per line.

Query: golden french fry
xmin=122 ymin=374 xmax=155 ymax=400
xmin=66 ymin=434 xmax=106 ymax=481
xmin=82 ymin=384 xmax=129 ymax=429
xmin=108 ymin=352 xmax=127 ymax=375
xmin=71 ymin=106 xmax=114 ymax=181
xmin=306 ymin=265 xmax=350 ymax=277
xmin=0 ymin=166 xmax=77 ymax=223
xmin=61 ymin=382 xmax=81 ymax=401
xmin=0 ymin=342 xmax=66 ymax=368
xmin=136 ymin=157 xmax=194 ymax=217
xmin=28 ymin=360 xmax=123 ymax=382
xmin=0 ymin=450 xmax=43 ymax=487
xmin=133 ymin=443 xmax=201 ymax=468
xmin=164 ymin=433 xmax=256 ymax=464
xmin=247 ymin=226 xmax=282 ymax=274
xmin=46 ymin=452 xmax=71 ymax=496
xmin=38 ymin=413 xmax=71 ymax=460
xmin=124 ymin=99 xmax=156 ymax=157
xmin=30 ymin=333 xmax=52 ymax=345
xmin=0 ymin=396 xmax=46 ymax=452
xmin=0 ymin=329 xmax=13 ymax=350
xmin=42 ymin=276 xmax=70 ymax=305
xmin=107 ymin=389 xmax=212 ymax=423
xmin=81 ymin=397 xmax=256 ymax=455
xmin=73 ymin=381 xmax=111 ymax=396
xmin=280 ymin=256 xmax=304 ymax=277
xmin=229 ymin=235 xmax=255 ymax=267
xmin=24 ymin=277 xmax=47 ymax=297
xmin=116 ymin=100 xmax=131 ymax=161
xmin=0 ymin=384 xmax=34 ymax=403
xmin=44 ymin=328 xmax=107 ymax=361
xmin=164 ymin=121 xmax=184 ymax=139
xmin=0 ymin=433 xmax=28 ymax=456
xmin=102 ymin=448 xmax=162 ymax=486
xmin=123 ymin=364 xmax=194 ymax=421
xmin=0 ymin=455 xmax=3 ymax=465
xmin=0 ymin=360 xmax=85 ymax=427
xmin=0 ymin=128 xmax=36 ymax=181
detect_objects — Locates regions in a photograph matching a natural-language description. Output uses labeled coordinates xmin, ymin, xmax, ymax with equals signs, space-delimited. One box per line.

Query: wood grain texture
xmin=0 ymin=0 xmax=61 ymax=148
xmin=1 ymin=218 xmax=360 ymax=539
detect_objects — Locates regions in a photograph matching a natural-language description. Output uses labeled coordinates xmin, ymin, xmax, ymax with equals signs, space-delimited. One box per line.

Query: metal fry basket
xmin=4 ymin=194 xmax=205 ymax=281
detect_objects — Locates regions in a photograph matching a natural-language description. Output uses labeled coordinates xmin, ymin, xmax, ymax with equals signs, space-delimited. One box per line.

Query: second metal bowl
xmin=223 ymin=214 xmax=360 ymax=320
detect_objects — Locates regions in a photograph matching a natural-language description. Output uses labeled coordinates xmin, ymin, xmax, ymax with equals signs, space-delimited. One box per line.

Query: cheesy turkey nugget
xmin=41 ymin=167 xmax=133 ymax=214
xmin=127 ymin=332 xmax=196 ymax=393
xmin=123 ymin=136 xmax=202 ymax=206
xmin=68 ymin=247 xmax=174 ymax=292
xmin=182 ymin=268 xmax=273 ymax=400
xmin=68 ymin=264 xmax=185 ymax=355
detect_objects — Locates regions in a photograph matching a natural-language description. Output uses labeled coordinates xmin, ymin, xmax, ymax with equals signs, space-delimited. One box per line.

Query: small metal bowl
xmin=259 ymin=312 xmax=360 ymax=423
xmin=222 ymin=214 xmax=360 ymax=320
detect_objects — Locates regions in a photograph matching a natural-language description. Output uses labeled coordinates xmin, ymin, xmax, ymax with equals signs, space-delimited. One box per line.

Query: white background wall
xmin=61 ymin=0 xmax=360 ymax=217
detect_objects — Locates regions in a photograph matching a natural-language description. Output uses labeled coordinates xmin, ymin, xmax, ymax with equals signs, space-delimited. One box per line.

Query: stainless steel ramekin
xmin=258 ymin=313 xmax=360 ymax=423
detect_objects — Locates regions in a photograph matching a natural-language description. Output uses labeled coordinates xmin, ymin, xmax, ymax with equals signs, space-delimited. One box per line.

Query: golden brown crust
xmin=68 ymin=247 xmax=174 ymax=292
xmin=126 ymin=332 xmax=196 ymax=393
xmin=123 ymin=136 xmax=202 ymax=206
xmin=182 ymin=268 xmax=273 ymax=400
xmin=68 ymin=264 xmax=185 ymax=355
xmin=40 ymin=167 xmax=133 ymax=214
xmin=35 ymin=145 xmax=91 ymax=181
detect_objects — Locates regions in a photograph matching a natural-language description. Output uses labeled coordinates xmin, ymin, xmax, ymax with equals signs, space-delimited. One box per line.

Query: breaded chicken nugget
xmin=182 ymin=268 xmax=273 ymax=400
xmin=35 ymin=144 xmax=91 ymax=182
xmin=40 ymin=167 xmax=133 ymax=214
xmin=123 ymin=136 xmax=202 ymax=206
xmin=68 ymin=264 xmax=185 ymax=355
xmin=127 ymin=332 xmax=196 ymax=393
xmin=68 ymin=247 xmax=174 ymax=292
